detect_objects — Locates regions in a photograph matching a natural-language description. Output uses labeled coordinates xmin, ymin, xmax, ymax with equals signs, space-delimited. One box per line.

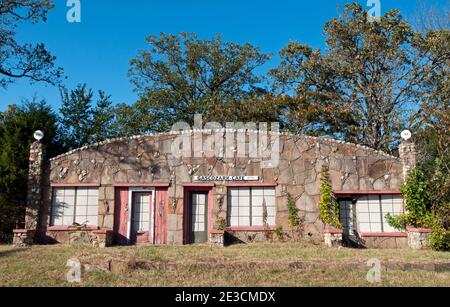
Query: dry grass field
xmin=1 ymin=242 xmax=449 ymax=287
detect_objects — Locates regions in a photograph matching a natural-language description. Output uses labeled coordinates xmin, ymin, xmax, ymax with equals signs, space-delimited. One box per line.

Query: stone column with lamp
xmin=13 ymin=131 xmax=46 ymax=247
xmin=399 ymin=130 xmax=417 ymax=181
xmin=399 ymin=130 xmax=432 ymax=250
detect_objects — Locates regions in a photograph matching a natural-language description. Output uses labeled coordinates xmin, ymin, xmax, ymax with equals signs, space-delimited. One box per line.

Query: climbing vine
xmin=319 ymin=165 xmax=342 ymax=230
xmin=215 ymin=196 xmax=226 ymax=230
xmin=286 ymin=192 xmax=303 ymax=240
xmin=287 ymin=193 xmax=299 ymax=227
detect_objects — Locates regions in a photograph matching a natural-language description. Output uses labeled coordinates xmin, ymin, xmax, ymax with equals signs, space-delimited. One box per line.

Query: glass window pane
xmin=358 ymin=196 xmax=370 ymax=213
xmin=87 ymin=206 xmax=98 ymax=216
xmin=252 ymin=188 xmax=265 ymax=196
xmin=370 ymin=213 xmax=382 ymax=223
xmin=77 ymin=188 xmax=89 ymax=196
xmin=371 ymin=223 xmax=382 ymax=232
xmin=252 ymin=216 xmax=263 ymax=226
xmin=63 ymin=216 xmax=74 ymax=226
xmin=359 ymin=223 xmax=371 ymax=232
xmin=251 ymin=196 xmax=264 ymax=207
xmin=239 ymin=188 xmax=250 ymax=197
xmin=358 ymin=212 xmax=370 ymax=223
xmin=239 ymin=207 xmax=250 ymax=216
xmin=239 ymin=217 xmax=249 ymax=226
xmin=229 ymin=188 xmax=240 ymax=197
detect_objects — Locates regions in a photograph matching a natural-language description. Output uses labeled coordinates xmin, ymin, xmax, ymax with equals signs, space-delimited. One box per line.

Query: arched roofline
xmin=48 ymin=129 xmax=399 ymax=161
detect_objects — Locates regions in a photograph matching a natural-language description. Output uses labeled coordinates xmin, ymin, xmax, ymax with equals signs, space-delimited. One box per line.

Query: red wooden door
xmin=114 ymin=188 xmax=129 ymax=245
xmin=154 ymin=189 xmax=168 ymax=244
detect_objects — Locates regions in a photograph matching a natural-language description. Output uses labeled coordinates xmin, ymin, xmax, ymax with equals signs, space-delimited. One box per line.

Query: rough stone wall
xmin=362 ymin=236 xmax=409 ymax=249
xmin=399 ymin=141 xmax=417 ymax=180
xmin=26 ymin=141 xmax=45 ymax=231
xmin=408 ymin=230 xmax=431 ymax=250
xmin=43 ymin=131 xmax=404 ymax=243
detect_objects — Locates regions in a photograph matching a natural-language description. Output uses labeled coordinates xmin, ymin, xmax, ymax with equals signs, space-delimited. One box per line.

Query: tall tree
xmin=0 ymin=0 xmax=62 ymax=88
xmin=271 ymin=3 xmax=434 ymax=151
xmin=128 ymin=32 xmax=271 ymax=132
xmin=59 ymin=84 xmax=115 ymax=149
xmin=411 ymin=24 xmax=449 ymax=159
xmin=0 ymin=99 xmax=60 ymax=242
xmin=410 ymin=2 xmax=449 ymax=234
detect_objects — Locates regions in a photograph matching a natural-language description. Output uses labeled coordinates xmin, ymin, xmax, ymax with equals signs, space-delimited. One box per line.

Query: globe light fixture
xmin=33 ymin=130 xmax=44 ymax=141
xmin=401 ymin=130 xmax=412 ymax=141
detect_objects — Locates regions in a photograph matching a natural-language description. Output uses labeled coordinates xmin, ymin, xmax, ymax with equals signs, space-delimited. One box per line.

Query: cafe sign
xmin=193 ymin=176 xmax=259 ymax=182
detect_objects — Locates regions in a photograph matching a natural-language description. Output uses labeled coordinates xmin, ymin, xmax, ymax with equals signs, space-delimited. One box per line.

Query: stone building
xmin=17 ymin=129 xmax=418 ymax=248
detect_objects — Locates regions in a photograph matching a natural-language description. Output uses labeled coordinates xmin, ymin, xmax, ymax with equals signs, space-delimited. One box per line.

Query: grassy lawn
xmin=0 ymin=242 xmax=449 ymax=287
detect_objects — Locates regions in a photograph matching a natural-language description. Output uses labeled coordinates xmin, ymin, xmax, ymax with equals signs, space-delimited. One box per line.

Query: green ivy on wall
xmin=287 ymin=193 xmax=299 ymax=227
xmin=319 ymin=165 xmax=342 ymax=230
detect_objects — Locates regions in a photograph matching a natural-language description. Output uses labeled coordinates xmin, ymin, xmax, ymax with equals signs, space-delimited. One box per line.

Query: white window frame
xmin=51 ymin=187 xmax=99 ymax=227
xmin=227 ymin=187 xmax=276 ymax=227
xmin=347 ymin=195 xmax=405 ymax=234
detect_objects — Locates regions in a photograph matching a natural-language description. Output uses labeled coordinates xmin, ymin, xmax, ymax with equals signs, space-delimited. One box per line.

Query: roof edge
xmin=48 ymin=130 xmax=399 ymax=161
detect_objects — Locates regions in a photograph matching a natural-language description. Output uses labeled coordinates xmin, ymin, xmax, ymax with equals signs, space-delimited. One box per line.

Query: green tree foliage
xmin=319 ymin=165 xmax=342 ymax=229
xmin=59 ymin=84 xmax=115 ymax=149
xmin=270 ymin=3 xmax=445 ymax=152
xmin=412 ymin=29 xmax=449 ymax=157
xmin=0 ymin=99 xmax=60 ymax=242
xmin=208 ymin=95 xmax=289 ymax=127
xmin=0 ymin=0 xmax=63 ymax=88
xmin=386 ymin=168 xmax=434 ymax=229
xmin=128 ymin=32 xmax=271 ymax=132
xmin=401 ymin=168 xmax=432 ymax=227
xmin=386 ymin=165 xmax=450 ymax=251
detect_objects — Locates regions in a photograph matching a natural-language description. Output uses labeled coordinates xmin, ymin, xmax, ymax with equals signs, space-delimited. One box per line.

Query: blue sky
xmin=0 ymin=0 xmax=447 ymax=111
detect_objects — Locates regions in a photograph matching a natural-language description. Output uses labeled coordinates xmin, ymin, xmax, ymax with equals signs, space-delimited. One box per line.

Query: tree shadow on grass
xmin=0 ymin=247 xmax=29 ymax=258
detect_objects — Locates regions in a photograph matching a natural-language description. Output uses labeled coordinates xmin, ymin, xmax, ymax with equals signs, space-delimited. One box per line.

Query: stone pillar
xmin=324 ymin=229 xmax=343 ymax=248
xmin=408 ymin=228 xmax=432 ymax=250
xmin=210 ymin=230 xmax=225 ymax=247
xmin=399 ymin=141 xmax=416 ymax=180
xmin=13 ymin=229 xmax=35 ymax=248
xmin=25 ymin=141 xmax=46 ymax=231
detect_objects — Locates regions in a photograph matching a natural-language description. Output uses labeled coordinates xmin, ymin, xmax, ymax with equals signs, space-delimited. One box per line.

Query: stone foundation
xmin=408 ymin=228 xmax=432 ymax=250
xmin=362 ymin=235 xmax=409 ymax=249
xmin=13 ymin=229 xmax=35 ymax=247
xmin=46 ymin=228 xmax=113 ymax=248
xmin=92 ymin=230 xmax=114 ymax=248
xmin=210 ymin=230 xmax=225 ymax=247
xmin=324 ymin=230 xmax=343 ymax=248
xmin=226 ymin=229 xmax=274 ymax=244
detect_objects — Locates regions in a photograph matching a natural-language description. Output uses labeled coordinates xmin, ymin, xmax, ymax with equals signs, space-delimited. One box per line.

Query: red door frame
xmin=115 ymin=187 xmax=169 ymax=245
xmin=183 ymin=185 xmax=213 ymax=244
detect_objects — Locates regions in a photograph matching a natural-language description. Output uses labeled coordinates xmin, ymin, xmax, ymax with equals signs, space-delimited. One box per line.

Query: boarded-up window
xmin=51 ymin=188 xmax=99 ymax=227
xmin=227 ymin=187 xmax=276 ymax=227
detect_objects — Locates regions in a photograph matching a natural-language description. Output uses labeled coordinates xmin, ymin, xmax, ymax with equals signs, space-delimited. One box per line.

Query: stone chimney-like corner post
xmin=399 ymin=140 xmax=417 ymax=181
xmin=14 ymin=140 xmax=46 ymax=247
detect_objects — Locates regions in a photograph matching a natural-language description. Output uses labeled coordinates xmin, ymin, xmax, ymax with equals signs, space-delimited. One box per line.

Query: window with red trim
xmin=227 ymin=187 xmax=276 ymax=227
xmin=51 ymin=187 xmax=99 ymax=227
